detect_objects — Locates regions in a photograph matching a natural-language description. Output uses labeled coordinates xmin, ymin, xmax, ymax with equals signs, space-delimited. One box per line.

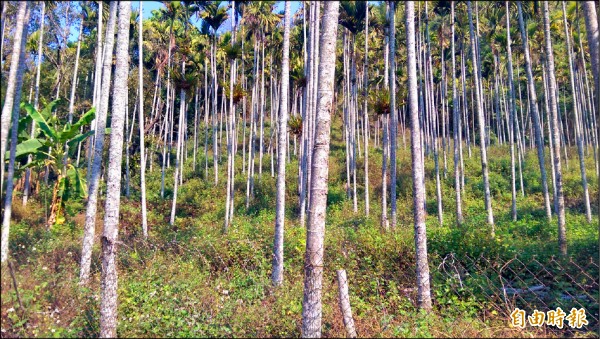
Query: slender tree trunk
xmin=272 ymin=2 xmax=291 ymax=287
xmin=161 ymin=87 xmax=170 ymax=197
xmin=213 ymin=37 xmax=219 ymax=185
xmin=336 ymin=269 xmax=357 ymax=338
xmin=451 ymin=2 xmax=463 ymax=226
xmin=460 ymin=46 xmax=472 ymax=158
xmin=0 ymin=3 xmax=6 ymax=71
xmin=301 ymin=3 xmax=339 ymax=337
xmin=468 ymin=1 xmax=494 ymax=231
xmin=0 ymin=2 xmax=29 ymax=264
xmin=205 ymin=58 xmax=209 ymax=179
xmin=299 ymin=1 xmax=309 ymax=227
xmin=193 ymin=86 xmax=199 ymax=171
xmin=259 ymin=33 xmax=266 ymax=177
xmin=515 ymin=66 xmax=526 ymax=197
xmin=389 ymin=2 xmax=398 ymax=229
xmin=351 ymin=35 xmax=358 ymax=214
xmin=540 ymin=66 xmax=557 ymax=215
xmin=344 ymin=33 xmax=351 ymax=200
xmin=561 ymin=1 xmax=592 ymax=225
xmin=0 ymin=2 xmax=28 ymax=201
xmin=270 ymin=70 xmax=276 ymax=179
xmin=543 ymin=2 xmax=567 ymax=255
xmin=125 ymin=94 xmax=134 ymax=197
xmin=517 ymin=1 xmax=552 ymax=221
xmin=246 ymin=38 xmax=259 ymax=208
xmin=582 ymin=4 xmax=598 ymax=85
xmin=381 ymin=113 xmax=389 ymax=231
xmin=406 ymin=1 xmax=432 ymax=311
xmin=458 ymin=91 xmax=465 ymax=192
xmin=62 ymin=19 xmax=84 ymax=179
xmin=581 ymin=1 xmax=599 ymax=213
xmin=363 ymin=3 xmax=370 ymax=217
xmin=87 ymin=1 xmax=104 ymax=184
xmin=305 ymin=1 xmax=320 ymax=212
xmin=381 ymin=2 xmax=390 ymax=231
xmin=23 ymin=2 xmax=46 ymax=206
xmin=80 ymin=1 xmax=118 ymax=284
xmin=224 ymin=1 xmax=237 ymax=232
xmin=170 ymin=61 xmax=186 ymax=226
xmin=505 ymin=1 xmax=518 ymax=221
xmin=100 ymin=3 xmax=130 ymax=336
xmin=425 ymin=2 xmax=443 ymax=225
xmin=139 ymin=1 xmax=148 ymax=238
xmin=161 ymin=27 xmax=174 ymax=196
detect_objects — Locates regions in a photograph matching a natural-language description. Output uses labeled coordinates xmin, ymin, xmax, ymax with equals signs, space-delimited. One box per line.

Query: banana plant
xmin=9 ymin=98 xmax=99 ymax=227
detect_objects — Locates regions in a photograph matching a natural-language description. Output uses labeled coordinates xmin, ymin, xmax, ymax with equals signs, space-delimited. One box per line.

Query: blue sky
xmin=133 ymin=1 xmax=303 ymax=17
xmin=134 ymin=1 xmax=302 ymax=33
xmin=69 ymin=1 xmax=303 ymax=40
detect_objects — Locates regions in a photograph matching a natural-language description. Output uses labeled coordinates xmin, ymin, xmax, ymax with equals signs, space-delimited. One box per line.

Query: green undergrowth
xmin=1 ymin=123 xmax=598 ymax=337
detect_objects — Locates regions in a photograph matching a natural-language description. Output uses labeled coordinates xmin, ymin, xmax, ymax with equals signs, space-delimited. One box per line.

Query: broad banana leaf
xmin=39 ymin=98 xmax=62 ymax=120
xmin=60 ymin=108 xmax=96 ymax=141
xmin=5 ymin=138 xmax=44 ymax=160
xmin=66 ymin=165 xmax=88 ymax=199
xmin=66 ymin=130 xmax=95 ymax=148
xmin=22 ymin=102 xmax=58 ymax=141
xmin=17 ymin=114 xmax=33 ymax=140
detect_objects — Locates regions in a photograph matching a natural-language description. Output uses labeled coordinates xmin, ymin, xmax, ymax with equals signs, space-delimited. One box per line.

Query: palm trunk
xmin=224 ymin=2 xmax=237 ymax=232
xmin=381 ymin=5 xmax=389 ymax=231
xmin=161 ymin=28 xmax=174 ymax=197
xmin=212 ymin=37 xmax=219 ymax=185
xmin=561 ymin=1 xmax=592 ymax=224
xmin=0 ymin=2 xmax=29 ymax=264
xmin=505 ymin=1 xmax=518 ymax=221
xmin=0 ymin=2 xmax=28 ymax=201
xmin=542 ymin=2 xmax=567 ymax=254
xmin=581 ymin=2 xmax=598 ymax=194
xmin=272 ymin=2 xmax=291 ymax=287
xmin=406 ymin=0 xmax=432 ymax=311
xmin=468 ymin=1 xmax=494 ymax=231
xmin=389 ymin=2 xmax=398 ymax=229
xmin=381 ymin=114 xmax=389 ymax=231
xmin=193 ymin=86 xmax=199 ymax=171
xmin=363 ymin=3 xmax=370 ymax=217
xmin=170 ymin=61 xmax=186 ymax=226
xmin=0 ymin=3 xmax=6 ymax=72
xmin=425 ymin=3 xmax=442 ymax=225
xmin=451 ymin=2 xmax=463 ymax=226
xmin=299 ymin=2 xmax=309 ymax=227
xmin=351 ymin=35 xmax=358 ymax=214
xmin=305 ymin=1 xmax=320 ymax=212
xmin=542 ymin=64 xmax=557 ymax=215
xmin=246 ymin=38 xmax=259 ymax=208
xmin=139 ymin=1 xmax=148 ymax=238
xmin=62 ymin=19 xmax=84 ymax=180
xmin=204 ymin=58 xmax=209 ymax=179
xmin=125 ymin=95 xmax=134 ymax=198
xmin=88 ymin=0 xmax=104 ymax=184
xmin=23 ymin=2 xmax=46 ymax=206
xmin=517 ymin=1 xmax=552 ymax=221
xmin=343 ymin=33 xmax=351 ymax=200
xmin=301 ymin=3 xmax=339 ymax=337
xmin=80 ymin=1 xmax=118 ymax=284
xmin=460 ymin=46 xmax=472 ymax=158
xmin=99 ymin=4 xmax=130 ymax=336
xmin=336 ymin=269 xmax=357 ymax=338
xmin=259 ymin=34 xmax=266 ymax=177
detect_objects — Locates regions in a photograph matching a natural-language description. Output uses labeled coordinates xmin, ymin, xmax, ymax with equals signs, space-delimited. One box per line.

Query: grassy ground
xmin=1 ymin=116 xmax=598 ymax=337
